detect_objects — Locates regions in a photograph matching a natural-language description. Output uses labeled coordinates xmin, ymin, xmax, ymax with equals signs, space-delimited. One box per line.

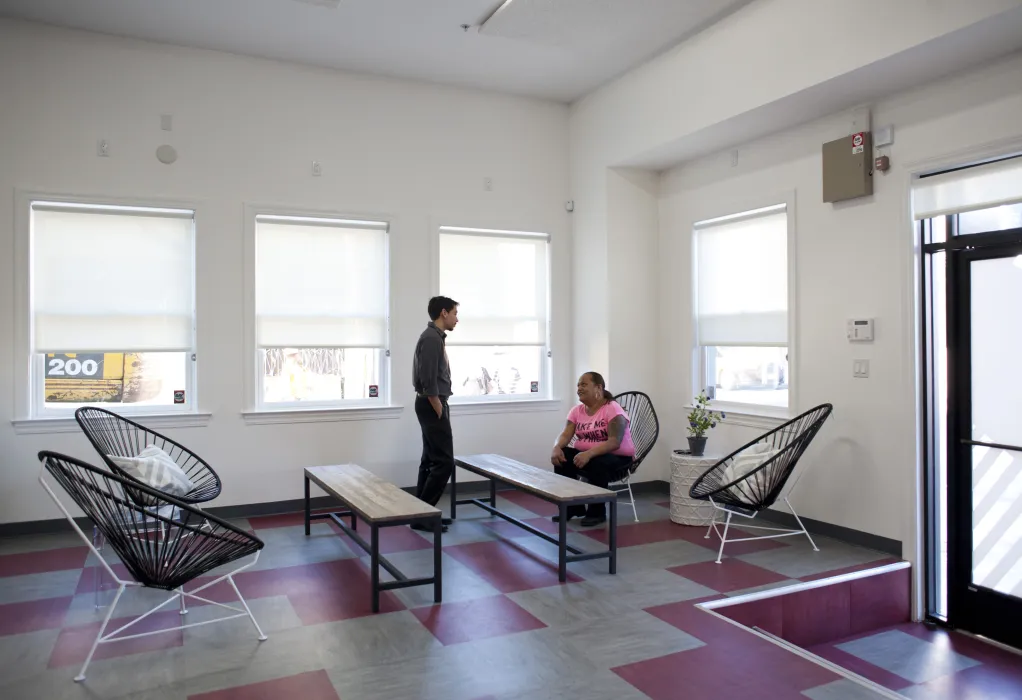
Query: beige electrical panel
xmin=822 ymin=131 xmax=873 ymax=202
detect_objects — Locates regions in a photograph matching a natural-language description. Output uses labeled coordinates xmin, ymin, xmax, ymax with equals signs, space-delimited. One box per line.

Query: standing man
xmin=412 ymin=296 xmax=459 ymax=532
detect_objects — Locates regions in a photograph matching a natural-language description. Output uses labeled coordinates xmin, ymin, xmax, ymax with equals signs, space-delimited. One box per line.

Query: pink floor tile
xmin=917 ymin=662 xmax=1022 ymax=700
xmin=0 ymin=596 xmax=73 ymax=637
xmin=613 ymin=640 xmax=837 ymax=700
xmin=411 ymin=595 xmax=546 ymax=645
xmin=716 ymin=595 xmax=784 ymax=637
xmin=480 ymin=517 xmax=560 ymax=539
xmin=189 ymin=669 xmax=340 ymax=700
xmin=0 ymin=546 xmax=89 ymax=578
xmin=655 ymin=501 xmax=671 ymax=509
xmin=644 ymin=597 xmax=739 ymax=646
xmin=48 ymin=610 xmax=184 ymax=668
xmin=493 ymin=491 xmax=558 ymax=517
xmin=444 ymin=540 xmax=583 ymax=593
xmin=668 ymin=558 xmax=789 ymax=594
xmin=583 ymin=520 xmax=698 ymax=548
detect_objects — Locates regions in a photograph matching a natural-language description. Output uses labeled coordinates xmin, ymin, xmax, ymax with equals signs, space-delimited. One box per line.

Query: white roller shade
xmin=695 ymin=206 xmax=788 ymax=346
xmin=255 ymin=217 xmax=388 ymax=348
xmin=439 ymin=228 xmax=549 ymax=346
xmin=31 ymin=204 xmax=195 ymax=352
xmin=913 ymin=156 xmax=1022 ymax=220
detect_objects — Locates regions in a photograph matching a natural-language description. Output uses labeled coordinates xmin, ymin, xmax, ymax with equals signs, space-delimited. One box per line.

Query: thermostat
xmin=847 ymin=318 xmax=874 ymax=342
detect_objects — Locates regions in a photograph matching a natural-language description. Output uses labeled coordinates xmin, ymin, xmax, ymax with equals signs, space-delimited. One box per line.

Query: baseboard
xmin=759 ymin=508 xmax=902 ymax=557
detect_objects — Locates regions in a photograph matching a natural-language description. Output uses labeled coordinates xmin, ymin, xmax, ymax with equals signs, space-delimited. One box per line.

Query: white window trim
xmin=690 ymin=190 xmax=799 ymax=418
xmin=431 ymin=218 xmax=555 ymax=406
xmin=13 ymin=412 xmax=213 ymax=435
xmin=242 ymin=204 xmax=396 ymax=417
xmin=13 ymin=190 xmax=201 ymax=421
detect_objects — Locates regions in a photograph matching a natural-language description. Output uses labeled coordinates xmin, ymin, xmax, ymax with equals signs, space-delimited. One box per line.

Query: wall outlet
xmin=97 ymin=139 xmax=109 ymax=157
xmin=853 ymin=359 xmax=870 ymax=378
xmin=311 ymin=161 xmax=322 ymax=177
xmin=160 ymin=114 xmax=173 ymax=132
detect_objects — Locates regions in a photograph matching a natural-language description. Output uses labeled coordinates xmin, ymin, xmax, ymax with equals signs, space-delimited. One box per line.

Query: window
xmin=29 ymin=201 xmax=196 ymax=416
xmin=253 ymin=215 xmax=389 ymax=408
xmin=694 ymin=204 xmax=790 ymax=410
xmin=438 ymin=226 xmax=550 ymax=400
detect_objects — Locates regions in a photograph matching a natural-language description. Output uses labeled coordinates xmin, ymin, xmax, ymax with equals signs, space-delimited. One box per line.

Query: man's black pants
xmin=414 ymin=396 xmax=454 ymax=507
xmin=555 ymin=447 xmax=632 ymax=519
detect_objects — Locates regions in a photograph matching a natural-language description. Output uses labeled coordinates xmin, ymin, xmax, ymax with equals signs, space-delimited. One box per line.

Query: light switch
xmin=853 ymin=360 xmax=870 ymax=378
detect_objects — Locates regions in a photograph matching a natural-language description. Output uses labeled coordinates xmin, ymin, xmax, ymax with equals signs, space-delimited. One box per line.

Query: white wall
xmin=0 ymin=20 xmax=573 ymax=524
xmin=658 ymin=52 xmax=1022 ymax=545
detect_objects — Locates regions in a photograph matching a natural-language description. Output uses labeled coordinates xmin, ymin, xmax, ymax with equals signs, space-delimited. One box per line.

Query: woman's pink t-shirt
xmin=568 ymin=401 xmax=636 ymax=457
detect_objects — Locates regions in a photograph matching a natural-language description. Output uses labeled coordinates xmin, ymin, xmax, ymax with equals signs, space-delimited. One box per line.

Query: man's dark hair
xmin=428 ymin=296 xmax=459 ymax=321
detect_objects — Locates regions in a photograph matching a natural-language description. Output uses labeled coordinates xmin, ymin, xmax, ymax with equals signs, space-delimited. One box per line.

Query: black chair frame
xmin=688 ymin=403 xmax=833 ymax=563
xmin=38 ymin=451 xmax=265 ymax=682
xmin=609 ymin=391 xmax=660 ymax=522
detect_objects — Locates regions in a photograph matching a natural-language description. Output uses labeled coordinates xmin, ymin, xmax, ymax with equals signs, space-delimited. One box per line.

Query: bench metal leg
xmin=433 ymin=517 xmax=443 ymax=604
xmin=558 ymin=503 xmax=567 ymax=582
xmin=371 ymin=525 xmax=380 ymax=613
xmin=490 ymin=479 xmax=497 ymax=509
xmin=609 ymin=498 xmax=617 ymax=575
xmin=450 ymin=465 xmax=457 ymax=520
xmin=304 ymin=475 xmax=311 ymax=537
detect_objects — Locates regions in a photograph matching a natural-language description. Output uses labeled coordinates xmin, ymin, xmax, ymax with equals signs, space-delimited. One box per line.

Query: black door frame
xmin=946 ymin=234 xmax=1022 ymax=648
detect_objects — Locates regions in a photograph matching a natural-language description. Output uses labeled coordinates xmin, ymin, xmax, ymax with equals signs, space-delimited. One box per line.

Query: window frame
xmin=691 ymin=193 xmax=798 ymax=418
xmin=243 ymin=204 xmax=394 ymax=417
xmin=433 ymin=223 xmax=553 ymax=405
xmin=15 ymin=191 xmax=199 ymax=422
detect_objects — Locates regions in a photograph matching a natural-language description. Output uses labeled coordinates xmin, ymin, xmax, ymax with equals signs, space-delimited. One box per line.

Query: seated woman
xmin=550 ymin=372 xmax=635 ymax=526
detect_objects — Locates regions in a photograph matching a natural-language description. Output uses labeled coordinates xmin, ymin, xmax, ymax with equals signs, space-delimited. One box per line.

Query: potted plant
xmin=687 ymin=391 xmax=724 ymax=456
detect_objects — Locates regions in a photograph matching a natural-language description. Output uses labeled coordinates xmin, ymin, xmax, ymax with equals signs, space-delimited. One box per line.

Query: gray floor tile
xmin=508 ymin=571 xmax=715 ymax=628
xmin=0 ymin=629 xmax=60 ymax=687
xmin=0 ymin=568 xmax=81 ymax=605
xmin=379 ymin=550 xmax=502 ymax=608
xmin=802 ymin=678 xmax=897 ymax=699
xmin=493 ymin=668 xmax=654 ymax=700
xmin=244 ymin=524 xmax=355 ymax=571
xmin=738 ymin=537 xmax=890 ymax=579
xmin=836 ymin=630 xmax=980 ymax=684
xmin=556 ymin=609 xmax=703 ymax=668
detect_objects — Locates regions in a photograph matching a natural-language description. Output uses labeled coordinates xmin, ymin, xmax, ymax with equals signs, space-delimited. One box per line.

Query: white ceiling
xmin=0 ymin=0 xmax=753 ymax=102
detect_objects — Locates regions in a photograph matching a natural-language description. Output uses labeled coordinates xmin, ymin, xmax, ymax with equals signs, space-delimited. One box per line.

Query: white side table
xmin=670 ymin=452 xmax=720 ymax=526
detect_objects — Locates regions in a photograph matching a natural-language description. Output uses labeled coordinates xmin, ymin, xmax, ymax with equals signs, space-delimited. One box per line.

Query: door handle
xmin=961 ymin=439 xmax=1022 ymax=453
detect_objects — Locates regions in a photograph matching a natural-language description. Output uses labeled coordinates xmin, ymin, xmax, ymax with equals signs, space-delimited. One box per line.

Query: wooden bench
xmin=304 ymin=465 xmax=442 ymax=612
xmin=451 ymin=454 xmax=617 ymax=582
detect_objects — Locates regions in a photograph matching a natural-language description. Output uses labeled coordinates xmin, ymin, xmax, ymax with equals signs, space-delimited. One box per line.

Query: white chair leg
xmin=178 ymin=587 xmax=188 ymax=616
xmin=704 ymin=510 xmax=717 ymax=539
xmin=228 ymin=575 xmax=267 ymax=641
xmin=76 ymin=584 xmax=125 ymax=682
xmin=785 ymin=497 xmax=819 ymax=551
xmin=715 ymin=511 xmax=732 ymax=564
xmin=626 ymin=480 xmax=638 ymax=522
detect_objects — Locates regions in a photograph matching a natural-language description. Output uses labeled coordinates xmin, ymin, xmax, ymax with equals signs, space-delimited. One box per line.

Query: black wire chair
xmin=610 ymin=391 xmax=660 ymax=522
xmin=688 ymin=403 xmax=833 ymax=563
xmin=38 ymin=451 xmax=267 ymax=683
xmin=75 ymin=406 xmax=222 ymax=505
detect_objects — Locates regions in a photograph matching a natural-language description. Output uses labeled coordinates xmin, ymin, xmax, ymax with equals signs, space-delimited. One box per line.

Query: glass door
xmin=948 ymin=240 xmax=1022 ymax=648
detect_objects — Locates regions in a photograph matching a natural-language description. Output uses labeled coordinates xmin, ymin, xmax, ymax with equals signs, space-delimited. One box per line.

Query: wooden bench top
xmin=454 ymin=454 xmax=615 ymax=503
xmin=305 ymin=465 xmax=440 ymax=524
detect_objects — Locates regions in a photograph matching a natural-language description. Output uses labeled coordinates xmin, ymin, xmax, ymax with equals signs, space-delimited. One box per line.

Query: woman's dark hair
xmin=585 ymin=371 xmax=614 ymax=401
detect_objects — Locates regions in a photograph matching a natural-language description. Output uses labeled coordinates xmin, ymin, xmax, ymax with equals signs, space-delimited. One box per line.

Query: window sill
xmin=12 ymin=412 xmax=213 ymax=435
xmin=242 ymin=405 xmax=404 ymax=425
xmin=448 ymin=398 xmax=563 ymax=416
xmin=686 ymin=404 xmax=788 ymax=431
